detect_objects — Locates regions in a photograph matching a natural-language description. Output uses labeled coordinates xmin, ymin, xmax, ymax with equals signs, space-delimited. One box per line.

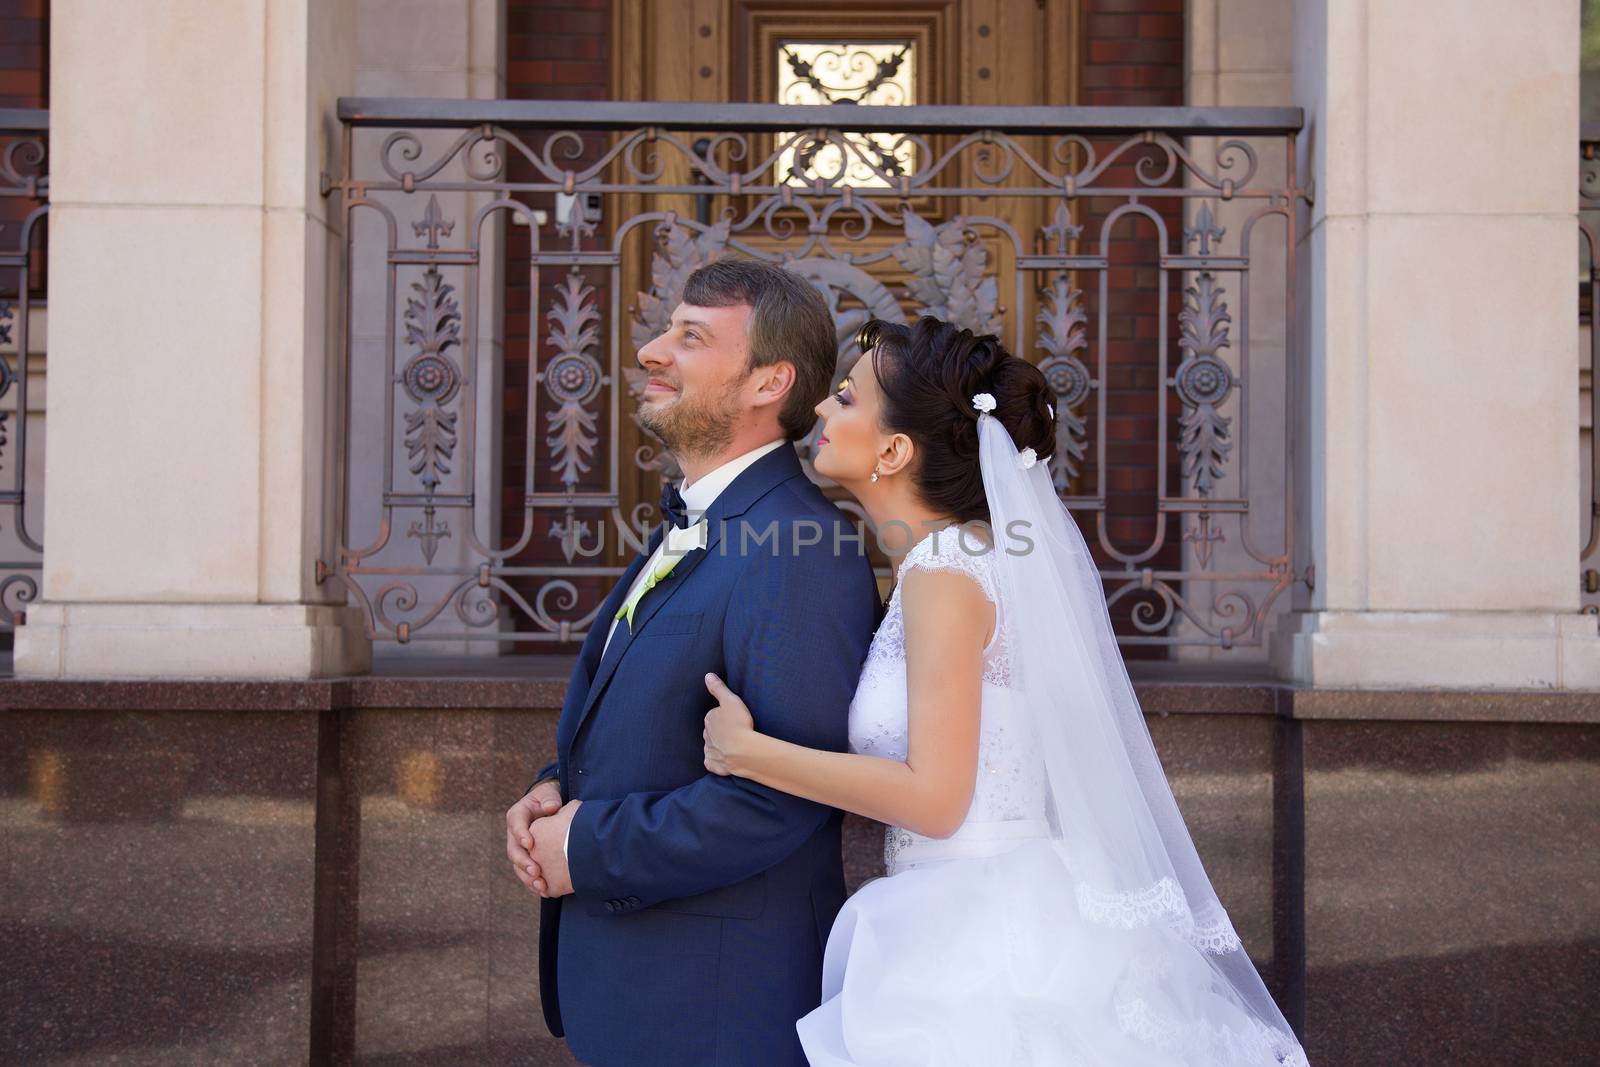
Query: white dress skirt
xmin=796 ymin=535 xmax=1307 ymax=1067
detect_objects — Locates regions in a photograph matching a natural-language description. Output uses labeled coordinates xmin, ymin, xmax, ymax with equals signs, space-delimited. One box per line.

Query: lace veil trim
xmin=1077 ymin=877 xmax=1244 ymax=955
xmin=1116 ymin=997 xmax=1311 ymax=1067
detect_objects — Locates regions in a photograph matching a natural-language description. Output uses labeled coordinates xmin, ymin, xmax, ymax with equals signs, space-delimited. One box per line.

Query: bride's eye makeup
xmin=835 ymin=379 xmax=854 ymax=406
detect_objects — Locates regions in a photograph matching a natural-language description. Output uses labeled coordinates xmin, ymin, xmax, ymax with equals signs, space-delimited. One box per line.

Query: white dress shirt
xmin=564 ymin=437 xmax=788 ymax=861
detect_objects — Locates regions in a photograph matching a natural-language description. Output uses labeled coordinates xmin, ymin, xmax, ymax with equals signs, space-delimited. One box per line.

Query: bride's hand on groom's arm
xmin=702 ymin=673 xmax=759 ymax=777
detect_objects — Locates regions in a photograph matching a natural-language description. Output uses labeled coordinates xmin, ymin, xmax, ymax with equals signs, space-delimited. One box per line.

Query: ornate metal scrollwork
xmin=0 ymin=117 xmax=47 ymax=586
xmin=328 ymin=105 xmax=1307 ymax=650
xmin=0 ymin=296 xmax=13 ymax=465
xmin=400 ymin=256 xmax=463 ymax=564
xmin=893 ymin=209 xmax=1003 ymax=335
xmin=0 ymin=283 xmax=16 ymax=476
xmin=1175 ymin=271 xmax=1235 ymax=501
xmin=544 ymin=270 xmax=603 ymax=491
xmin=1174 ymin=266 xmax=1235 ymax=571
xmin=1036 ymin=275 xmax=1091 ymax=491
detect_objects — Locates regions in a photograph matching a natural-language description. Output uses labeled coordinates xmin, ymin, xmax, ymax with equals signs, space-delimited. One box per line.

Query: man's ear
xmin=749 ymin=360 xmax=796 ymax=410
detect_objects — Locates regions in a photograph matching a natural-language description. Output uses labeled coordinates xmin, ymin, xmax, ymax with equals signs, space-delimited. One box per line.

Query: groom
xmin=506 ymin=259 xmax=880 ymax=1066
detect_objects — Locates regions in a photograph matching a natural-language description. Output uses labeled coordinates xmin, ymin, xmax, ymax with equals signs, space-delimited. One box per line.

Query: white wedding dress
xmin=795 ymin=531 xmax=1308 ymax=1067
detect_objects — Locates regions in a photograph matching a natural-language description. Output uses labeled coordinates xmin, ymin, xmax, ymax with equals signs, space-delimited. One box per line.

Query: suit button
xmin=625 ymin=896 xmax=640 ymax=905
xmin=605 ymin=900 xmax=618 ymax=912
xmin=576 ymin=768 xmax=588 ymax=776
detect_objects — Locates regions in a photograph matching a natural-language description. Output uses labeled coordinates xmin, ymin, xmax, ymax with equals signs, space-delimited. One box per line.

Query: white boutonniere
xmin=662 ymin=518 xmax=709 ymax=562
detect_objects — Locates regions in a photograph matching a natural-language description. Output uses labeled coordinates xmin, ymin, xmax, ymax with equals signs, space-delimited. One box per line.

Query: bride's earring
xmin=870 ymin=466 xmax=881 ymax=484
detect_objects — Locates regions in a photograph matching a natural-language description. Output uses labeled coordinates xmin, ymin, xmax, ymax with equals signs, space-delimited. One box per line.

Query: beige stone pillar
xmin=15 ymin=0 xmax=370 ymax=678
xmin=1271 ymin=0 xmax=1595 ymax=687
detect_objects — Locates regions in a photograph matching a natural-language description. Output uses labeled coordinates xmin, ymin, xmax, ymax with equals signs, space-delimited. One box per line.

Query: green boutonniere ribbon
xmin=614 ymin=520 xmax=708 ymax=630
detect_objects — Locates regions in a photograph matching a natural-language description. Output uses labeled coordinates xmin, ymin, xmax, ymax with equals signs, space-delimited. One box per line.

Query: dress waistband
xmin=889 ymin=818 xmax=1052 ymax=872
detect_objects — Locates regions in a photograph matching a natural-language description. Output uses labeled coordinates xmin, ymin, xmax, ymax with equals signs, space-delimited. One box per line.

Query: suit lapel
xmin=574 ymin=534 xmax=702 ymax=734
xmin=581 ymin=534 xmax=656 ymax=680
xmin=558 ymin=526 xmax=659 ymax=759
xmin=570 ymin=443 xmax=806 ymax=742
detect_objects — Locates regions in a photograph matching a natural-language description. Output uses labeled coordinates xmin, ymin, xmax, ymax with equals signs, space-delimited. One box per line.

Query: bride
xmin=701 ymin=317 xmax=1309 ymax=1066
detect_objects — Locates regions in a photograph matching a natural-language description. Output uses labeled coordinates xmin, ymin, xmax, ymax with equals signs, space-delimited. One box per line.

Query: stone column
xmin=1272 ymin=0 xmax=1595 ymax=687
xmin=15 ymin=0 xmax=369 ymax=678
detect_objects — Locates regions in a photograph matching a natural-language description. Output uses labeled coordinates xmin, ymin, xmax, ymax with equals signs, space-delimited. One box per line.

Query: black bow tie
xmin=659 ymin=480 xmax=689 ymax=530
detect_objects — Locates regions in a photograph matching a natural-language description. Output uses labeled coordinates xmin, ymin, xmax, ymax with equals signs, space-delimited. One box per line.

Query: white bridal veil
xmin=976 ymin=412 xmax=1309 ymax=1066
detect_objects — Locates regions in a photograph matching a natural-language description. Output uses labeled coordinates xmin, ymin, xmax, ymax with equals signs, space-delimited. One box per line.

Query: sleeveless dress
xmin=794 ymin=531 xmax=1305 ymax=1067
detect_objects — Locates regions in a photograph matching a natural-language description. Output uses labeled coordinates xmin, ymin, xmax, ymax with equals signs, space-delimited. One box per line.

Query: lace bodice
xmin=848 ymin=529 xmax=1050 ymax=873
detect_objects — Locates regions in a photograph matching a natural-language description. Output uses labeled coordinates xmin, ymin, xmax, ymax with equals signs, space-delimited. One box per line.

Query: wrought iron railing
xmin=0 ymin=109 xmax=45 ymax=630
xmin=325 ymin=99 xmax=1309 ymax=651
xmin=1581 ymin=123 xmax=1599 ymax=604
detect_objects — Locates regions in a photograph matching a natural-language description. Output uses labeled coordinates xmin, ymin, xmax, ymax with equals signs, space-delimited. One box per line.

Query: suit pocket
xmin=638 ymin=610 xmax=702 ymax=638
xmin=651 ymin=870 xmax=766 ymax=919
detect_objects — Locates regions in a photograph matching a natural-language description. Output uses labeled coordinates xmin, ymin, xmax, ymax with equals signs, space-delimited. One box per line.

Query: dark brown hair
xmin=681 ymin=259 xmax=837 ymax=441
xmin=860 ymin=317 xmax=1056 ymax=523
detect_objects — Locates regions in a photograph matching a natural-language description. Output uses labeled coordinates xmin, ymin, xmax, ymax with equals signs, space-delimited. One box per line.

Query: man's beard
xmin=637 ymin=371 xmax=748 ymax=463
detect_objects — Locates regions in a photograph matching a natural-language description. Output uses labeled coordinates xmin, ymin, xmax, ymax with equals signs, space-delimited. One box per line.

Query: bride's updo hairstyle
xmin=859 ymin=317 xmax=1056 ymax=524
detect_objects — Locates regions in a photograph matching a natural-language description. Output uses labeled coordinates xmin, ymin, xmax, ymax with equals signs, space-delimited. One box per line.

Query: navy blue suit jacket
xmin=533 ymin=443 xmax=879 ymax=1067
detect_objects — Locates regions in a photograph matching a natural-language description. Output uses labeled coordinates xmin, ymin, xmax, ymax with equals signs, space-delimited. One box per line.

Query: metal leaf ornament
xmin=544 ymin=271 xmax=602 ymax=490
xmin=1035 ymin=274 xmax=1091 ymax=491
xmin=400 ymin=263 xmax=464 ymax=564
xmin=892 ymin=209 xmax=1002 ymax=336
xmin=1175 ymin=271 xmax=1235 ymax=497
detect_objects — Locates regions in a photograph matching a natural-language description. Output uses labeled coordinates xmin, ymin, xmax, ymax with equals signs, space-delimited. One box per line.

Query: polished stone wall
xmin=2 ymin=681 xmax=1597 ymax=1064
xmin=1301 ymin=719 xmax=1600 ymax=1066
xmin=0 ymin=709 xmax=321 ymax=1063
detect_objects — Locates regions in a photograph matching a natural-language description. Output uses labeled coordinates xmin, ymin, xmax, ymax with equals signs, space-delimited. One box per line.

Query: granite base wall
xmin=2 ymin=684 xmax=1596 ymax=1065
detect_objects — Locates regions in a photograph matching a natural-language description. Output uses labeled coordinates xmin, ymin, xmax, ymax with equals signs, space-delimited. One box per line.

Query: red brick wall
xmin=508 ymin=1 xmax=609 ymax=96
xmin=1079 ymin=0 xmax=1186 ymax=653
xmin=0 ymin=0 xmax=48 ymax=300
xmin=1082 ymin=0 xmax=1185 ymax=105
xmin=0 ymin=0 xmax=47 ymax=108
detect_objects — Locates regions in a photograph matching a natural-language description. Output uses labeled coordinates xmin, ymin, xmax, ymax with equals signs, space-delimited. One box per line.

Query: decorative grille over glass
xmin=776 ymin=42 xmax=915 ymax=186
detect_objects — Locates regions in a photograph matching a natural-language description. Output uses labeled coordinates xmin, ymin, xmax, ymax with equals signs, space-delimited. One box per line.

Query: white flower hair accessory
xmin=971 ymin=392 xmax=997 ymax=414
xmin=1017 ymin=447 xmax=1038 ymax=470
xmin=1047 ymin=402 xmax=1056 ymax=421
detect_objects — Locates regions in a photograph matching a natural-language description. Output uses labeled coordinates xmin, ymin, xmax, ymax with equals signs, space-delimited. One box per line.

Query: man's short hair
xmin=681 ymin=259 xmax=837 ymax=441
